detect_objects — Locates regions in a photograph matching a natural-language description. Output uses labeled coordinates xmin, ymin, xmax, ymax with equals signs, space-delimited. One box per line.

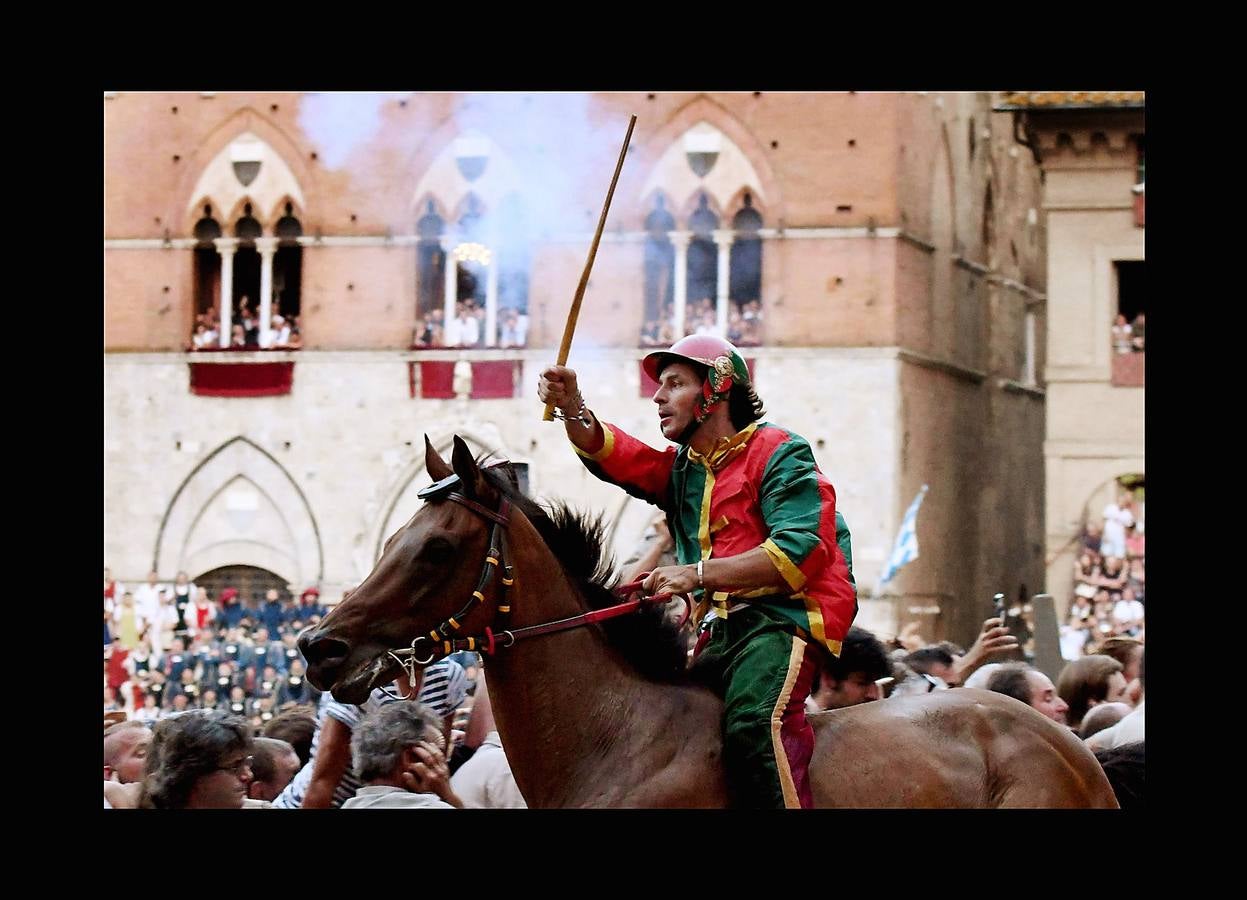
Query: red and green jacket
xmin=575 ymin=420 xmax=857 ymax=656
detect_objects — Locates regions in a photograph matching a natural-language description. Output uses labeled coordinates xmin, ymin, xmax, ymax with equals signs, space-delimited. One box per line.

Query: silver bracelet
xmin=552 ymin=391 xmax=592 ymax=428
xmin=697 ymin=559 xmax=705 ymax=591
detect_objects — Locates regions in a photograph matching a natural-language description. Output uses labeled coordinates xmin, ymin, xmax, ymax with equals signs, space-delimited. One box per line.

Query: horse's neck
xmin=483 ymin=516 xmax=675 ymax=807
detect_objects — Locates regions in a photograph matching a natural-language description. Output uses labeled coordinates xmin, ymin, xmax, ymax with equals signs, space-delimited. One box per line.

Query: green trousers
xmin=691 ymin=603 xmax=822 ymax=809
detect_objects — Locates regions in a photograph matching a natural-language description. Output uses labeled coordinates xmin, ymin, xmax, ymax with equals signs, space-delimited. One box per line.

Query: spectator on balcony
xmin=1125 ymin=522 xmax=1145 ymax=560
xmin=641 ymin=319 xmax=662 ymax=347
xmin=1099 ymin=555 xmax=1128 ymax=593
xmin=727 ymin=310 xmax=745 ymax=344
xmin=263 ymin=314 xmax=293 ymax=349
xmin=414 ymin=309 xmax=443 ymax=347
xmin=445 ymin=301 xmax=477 ymax=348
xmin=230 ymin=323 xmax=247 ymax=348
xmin=499 ymin=308 xmax=528 ymax=347
xmin=240 ymin=296 xmax=259 ymax=347
xmin=1111 ymin=314 xmax=1133 ymax=355
xmin=1130 ymin=312 xmax=1145 ymax=351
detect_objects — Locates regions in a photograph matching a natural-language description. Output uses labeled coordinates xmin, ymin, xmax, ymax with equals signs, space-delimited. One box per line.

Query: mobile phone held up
xmin=993 ymin=592 xmax=1008 ymax=627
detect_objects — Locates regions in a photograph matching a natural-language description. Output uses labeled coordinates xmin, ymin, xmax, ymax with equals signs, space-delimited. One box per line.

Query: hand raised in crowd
xmin=952 ymin=616 xmax=1020 ymax=685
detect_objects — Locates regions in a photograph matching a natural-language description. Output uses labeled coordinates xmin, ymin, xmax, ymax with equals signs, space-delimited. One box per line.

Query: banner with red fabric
xmin=189 ymin=362 xmax=295 ymax=397
xmin=470 ymin=360 xmax=520 ymax=399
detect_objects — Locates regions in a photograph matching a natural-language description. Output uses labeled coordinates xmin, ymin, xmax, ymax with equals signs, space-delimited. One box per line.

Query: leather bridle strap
xmin=446 ymin=492 xmax=511 ymax=526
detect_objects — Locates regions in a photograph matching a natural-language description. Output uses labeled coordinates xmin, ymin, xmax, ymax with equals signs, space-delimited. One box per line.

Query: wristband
xmin=697 ymin=559 xmax=704 ymax=591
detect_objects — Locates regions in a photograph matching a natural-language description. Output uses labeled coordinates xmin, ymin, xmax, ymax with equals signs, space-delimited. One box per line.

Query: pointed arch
xmin=186 ymin=196 xmax=226 ymax=237
xmin=638 ymin=95 xmax=783 ymax=223
xmin=154 ymin=436 xmax=324 ymax=586
xmin=409 ymin=131 xmax=523 ymax=226
xmin=225 ymin=195 xmax=264 ymax=230
xmin=723 ymin=187 xmax=767 ymax=226
xmin=177 ymin=116 xmax=309 ymax=238
xmin=677 ymin=190 xmax=725 ymax=229
xmin=265 ymin=194 xmax=305 ymax=229
xmin=413 ymin=193 xmax=451 ymax=225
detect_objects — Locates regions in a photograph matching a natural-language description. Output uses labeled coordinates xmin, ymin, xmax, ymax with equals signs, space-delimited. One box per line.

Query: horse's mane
xmin=479 ymin=463 xmax=690 ymax=683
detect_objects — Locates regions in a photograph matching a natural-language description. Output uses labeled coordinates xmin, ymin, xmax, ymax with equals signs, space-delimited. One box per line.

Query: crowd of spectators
xmin=106 ymin=555 xmax=1142 ymax=808
xmin=189 ymin=295 xmax=302 ymax=351
xmin=412 ymin=301 xmax=529 ymax=349
xmin=104 ymin=572 xmax=331 ymax=731
xmin=1112 ymin=312 xmax=1145 ymax=354
xmin=104 ymin=567 xmax=511 ymax=810
xmin=1063 ymin=490 xmax=1145 ymax=661
xmin=641 ymin=298 xmax=764 ymax=348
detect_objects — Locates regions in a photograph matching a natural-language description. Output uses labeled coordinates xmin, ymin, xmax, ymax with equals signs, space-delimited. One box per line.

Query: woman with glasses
xmin=139 ymin=710 xmax=255 ymax=809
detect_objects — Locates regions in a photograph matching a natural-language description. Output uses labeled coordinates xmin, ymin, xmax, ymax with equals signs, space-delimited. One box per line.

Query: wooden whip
xmin=542 ymin=114 xmax=637 ymax=421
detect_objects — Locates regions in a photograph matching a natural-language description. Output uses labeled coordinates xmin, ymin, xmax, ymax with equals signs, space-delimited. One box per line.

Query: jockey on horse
xmin=538 ymin=335 xmax=857 ymax=809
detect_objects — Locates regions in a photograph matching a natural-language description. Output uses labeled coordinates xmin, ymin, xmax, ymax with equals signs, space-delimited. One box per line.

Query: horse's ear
xmin=425 ymin=435 xmax=453 ymax=481
xmin=451 ymin=435 xmax=492 ymax=500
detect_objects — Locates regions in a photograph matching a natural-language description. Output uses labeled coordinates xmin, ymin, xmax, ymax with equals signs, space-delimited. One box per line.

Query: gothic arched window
xmin=642 ymin=195 xmax=676 ymax=345
xmin=416 ymin=200 xmax=445 ymax=320
xmin=685 ymin=193 xmax=719 ymax=334
xmin=729 ymin=193 xmax=763 ymax=308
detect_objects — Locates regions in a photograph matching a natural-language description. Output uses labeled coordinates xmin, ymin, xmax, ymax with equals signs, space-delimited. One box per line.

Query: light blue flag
xmin=879 ymin=484 xmax=929 ymax=586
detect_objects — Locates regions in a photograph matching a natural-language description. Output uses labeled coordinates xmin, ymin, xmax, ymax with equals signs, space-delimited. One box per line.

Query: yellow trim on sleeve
xmin=762 ymin=538 xmax=808 ymax=592
xmin=572 ymin=420 xmax=615 ymax=462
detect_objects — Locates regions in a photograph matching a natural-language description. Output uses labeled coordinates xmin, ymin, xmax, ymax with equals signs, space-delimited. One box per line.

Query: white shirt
xmin=1113 ymin=598 xmax=1145 ymax=626
xmin=133 ymin=583 xmax=166 ymax=626
xmin=450 ymin=732 xmax=527 ymax=809
xmin=458 ymin=314 xmax=480 ymax=347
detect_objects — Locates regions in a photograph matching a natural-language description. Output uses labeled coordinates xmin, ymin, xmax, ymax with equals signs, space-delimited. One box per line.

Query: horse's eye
xmin=421 ymin=537 xmax=455 ymax=564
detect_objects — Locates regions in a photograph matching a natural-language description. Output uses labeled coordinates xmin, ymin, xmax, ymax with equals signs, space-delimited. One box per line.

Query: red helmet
xmin=642 ymin=335 xmax=750 ymax=386
xmin=643 ymin=335 xmax=751 ymax=428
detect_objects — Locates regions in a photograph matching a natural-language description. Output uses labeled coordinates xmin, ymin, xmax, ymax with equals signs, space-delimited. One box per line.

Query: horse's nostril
xmin=299 ymin=633 xmax=350 ymax=668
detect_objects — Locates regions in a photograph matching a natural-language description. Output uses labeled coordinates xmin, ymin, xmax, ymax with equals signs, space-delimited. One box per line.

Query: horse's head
xmin=300 ymin=435 xmax=508 ymax=704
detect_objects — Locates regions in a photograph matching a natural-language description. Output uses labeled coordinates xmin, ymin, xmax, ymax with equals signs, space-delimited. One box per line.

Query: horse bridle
xmin=378 ymin=468 xmax=687 ymax=700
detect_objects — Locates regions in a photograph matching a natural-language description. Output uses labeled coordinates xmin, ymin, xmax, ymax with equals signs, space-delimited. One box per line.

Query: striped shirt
xmin=272 ymin=659 xmax=468 ymax=809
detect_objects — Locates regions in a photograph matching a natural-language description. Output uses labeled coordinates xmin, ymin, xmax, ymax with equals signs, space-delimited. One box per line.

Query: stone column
xmin=214 ymin=238 xmax=239 ymax=348
xmin=442 ymin=236 xmax=458 ymax=339
xmin=256 ymin=237 xmax=278 ymax=347
xmin=484 ymin=253 xmax=499 ymax=348
xmin=669 ymin=231 xmax=691 ymax=338
xmin=713 ymin=229 xmax=735 ymax=337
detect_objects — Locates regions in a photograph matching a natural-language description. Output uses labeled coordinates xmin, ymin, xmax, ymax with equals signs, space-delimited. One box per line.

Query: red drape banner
xmin=189 ymin=362 xmax=295 ymax=397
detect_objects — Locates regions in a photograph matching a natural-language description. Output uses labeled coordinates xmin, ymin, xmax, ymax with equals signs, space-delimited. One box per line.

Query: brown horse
xmin=300 ymin=436 xmax=1117 ymax=808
